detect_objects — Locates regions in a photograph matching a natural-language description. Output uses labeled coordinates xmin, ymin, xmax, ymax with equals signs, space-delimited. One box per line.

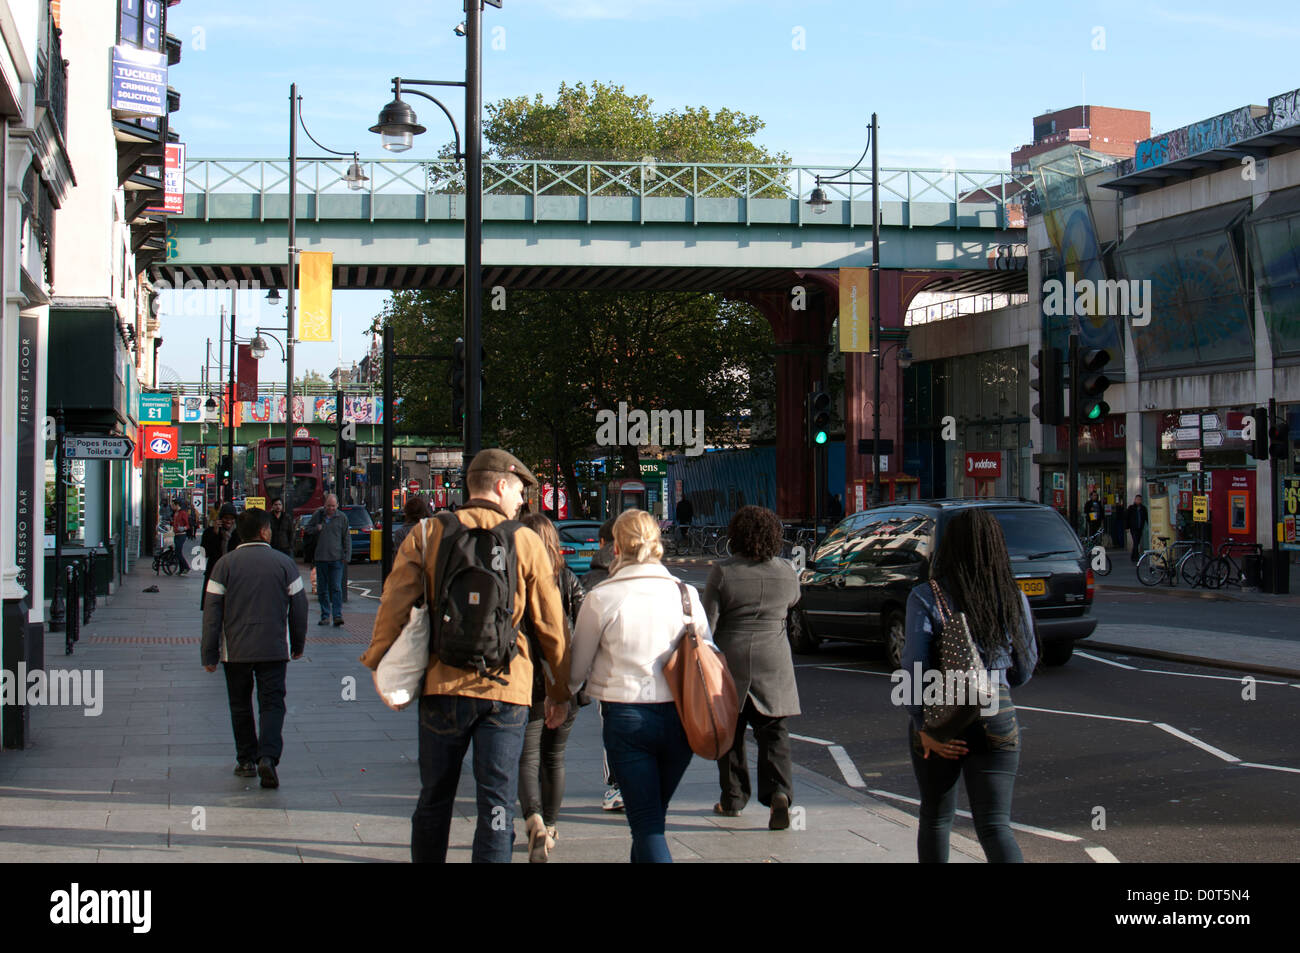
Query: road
xmin=344 ymin=558 xmax=1300 ymax=862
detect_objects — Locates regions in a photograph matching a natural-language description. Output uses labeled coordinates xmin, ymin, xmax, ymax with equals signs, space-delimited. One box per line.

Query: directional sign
xmin=1200 ymin=413 xmax=1220 ymax=431
xmin=1185 ymin=461 xmax=1202 ymax=472
xmin=1176 ymin=449 xmax=1201 ymax=460
xmin=191 ymin=467 xmax=211 ymax=477
xmin=64 ymin=435 xmax=133 ymax=459
xmin=1202 ymin=431 xmax=1225 ymax=448
xmin=1192 ymin=495 xmax=1209 ymax=522
xmin=244 ymin=496 xmax=266 ymax=511
xmin=1175 ymin=427 xmax=1200 ymax=442
xmin=1178 ymin=414 xmax=1200 ymax=428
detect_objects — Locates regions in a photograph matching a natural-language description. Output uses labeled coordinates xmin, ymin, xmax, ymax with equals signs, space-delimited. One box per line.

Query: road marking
xmin=828 ymin=746 xmax=866 ymax=787
xmin=1153 ymin=723 xmax=1240 ymax=762
xmin=788 ymin=732 xmax=835 ymax=746
xmin=1015 ymin=704 xmax=1150 ymax=724
xmin=866 ymin=788 xmax=1119 ymax=859
xmin=1076 ymin=651 xmax=1137 ymax=670
xmin=347 ymin=584 xmax=380 ymax=600
xmin=1141 ymin=669 xmax=1291 ymax=686
xmin=818 ymin=665 xmax=892 ymax=677
xmin=1238 ymin=761 xmax=1300 ymax=774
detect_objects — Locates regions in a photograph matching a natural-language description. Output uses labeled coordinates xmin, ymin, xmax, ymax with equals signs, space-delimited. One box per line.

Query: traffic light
xmin=1030 ymin=347 xmax=1064 ymax=426
xmin=198 ymin=447 xmax=208 ymax=468
xmin=1075 ymin=348 xmax=1112 ymax=424
xmin=1269 ymin=416 xmax=1288 ymax=460
xmin=1252 ymin=407 xmax=1269 ymax=459
xmin=808 ymin=389 xmax=831 ymax=445
xmin=450 ymin=338 xmax=466 ymax=429
xmin=219 ymin=455 xmax=231 ymax=481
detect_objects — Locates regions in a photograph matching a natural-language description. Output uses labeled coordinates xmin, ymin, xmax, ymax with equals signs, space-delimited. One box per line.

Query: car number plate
xmin=1017 ymin=578 xmax=1046 ymax=596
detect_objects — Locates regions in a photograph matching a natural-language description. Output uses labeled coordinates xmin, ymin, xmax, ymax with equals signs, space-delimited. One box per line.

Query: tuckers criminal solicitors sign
xmin=110 ymin=45 xmax=167 ymax=118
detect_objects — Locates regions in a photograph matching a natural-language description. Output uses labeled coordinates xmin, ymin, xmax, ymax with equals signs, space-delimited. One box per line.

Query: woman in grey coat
xmin=701 ymin=505 xmax=802 ymax=830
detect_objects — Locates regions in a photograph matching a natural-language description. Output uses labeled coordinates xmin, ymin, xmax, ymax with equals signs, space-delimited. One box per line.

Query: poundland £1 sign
xmin=965 ymin=452 xmax=1002 ymax=479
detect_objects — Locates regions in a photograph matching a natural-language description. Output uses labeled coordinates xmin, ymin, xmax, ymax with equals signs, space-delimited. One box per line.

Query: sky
xmin=155 ymin=0 xmax=1300 ymax=383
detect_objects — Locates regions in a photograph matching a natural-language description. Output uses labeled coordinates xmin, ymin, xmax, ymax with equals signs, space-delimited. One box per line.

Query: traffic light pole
xmin=1067 ymin=332 xmax=1079 ymax=532
xmin=335 ymin=387 xmax=345 ymax=505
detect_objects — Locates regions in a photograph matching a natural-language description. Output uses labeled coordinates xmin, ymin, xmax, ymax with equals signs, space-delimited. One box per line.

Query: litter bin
xmin=1260 ymin=551 xmax=1291 ymax=594
xmin=1241 ymin=552 xmax=1262 ymax=589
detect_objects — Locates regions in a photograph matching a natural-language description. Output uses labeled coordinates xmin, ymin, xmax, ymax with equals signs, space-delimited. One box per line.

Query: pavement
xmin=0 ymin=561 xmax=983 ymax=863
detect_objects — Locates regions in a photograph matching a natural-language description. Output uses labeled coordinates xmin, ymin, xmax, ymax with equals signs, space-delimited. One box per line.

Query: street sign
xmin=295 ymin=427 xmax=310 ymax=438
xmin=1192 ymin=495 xmax=1209 ymax=522
xmin=1185 ymin=461 xmax=1201 ymax=472
xmin=159 ymin=461 xmax=186 ymax=488
xmin=139 ymin=393 xmax=172 ymax=424
xmin=1178 ymin=414 xmax=1200 ymax=428
xmin=1200 ymin=413 xmax=1220 ymax=431
xmin=1202 ymin=431 xmax=1224 ymax=448
xmin=1176 ymin=449 xmax=1201 ymax=460
xmin=407 ymin=479 xmax=420 ymax=493
xmin=244 ymin=496 xmax=266 ymax=510
xmin=64 ymin=435 xmax=133 ymax=459
xmin=191 ymin=467 xmax=211 ymax=477
xmin=1175 ymin=427 xmax=1200 ymax=442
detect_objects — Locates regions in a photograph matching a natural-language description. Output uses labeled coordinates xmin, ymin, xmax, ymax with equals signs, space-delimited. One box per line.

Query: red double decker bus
xmin=256 ymin=437 xmax=325 ymax=516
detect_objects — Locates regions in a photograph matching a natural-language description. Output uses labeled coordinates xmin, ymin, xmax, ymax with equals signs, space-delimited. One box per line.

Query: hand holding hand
xmin=203 ymin=664 xmax=218 ymax=673
xmin=919 ymin=730 xmax=967 ymax=760
xmin=544 ymin=697 xmax=570 ymax=729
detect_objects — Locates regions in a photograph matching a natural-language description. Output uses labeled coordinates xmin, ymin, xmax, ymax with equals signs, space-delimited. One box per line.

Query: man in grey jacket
xmin=308 ymin=494 xmax=351 ymax=626
xmin=202 ymin=507 xmax=309 ymax=788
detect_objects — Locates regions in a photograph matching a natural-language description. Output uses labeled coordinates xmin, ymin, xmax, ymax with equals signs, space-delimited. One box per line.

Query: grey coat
xmin=702 ymin=556 xmax=802 ymax=717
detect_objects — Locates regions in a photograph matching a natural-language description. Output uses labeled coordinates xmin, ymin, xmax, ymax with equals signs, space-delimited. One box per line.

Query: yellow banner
xmin=839 ymin=268 xmax=871 ymax=353
xmin=298 ymin=251 xmax=334 ymax=342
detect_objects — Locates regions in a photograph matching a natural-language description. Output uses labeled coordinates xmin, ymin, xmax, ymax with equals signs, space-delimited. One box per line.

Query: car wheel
xmin=884 ymin=608 xmax=906 ymax=670
xmin=787 ymin=607 xmax=819 ymax=655
xmin=1042 ymin=640 xmax=1074 ymax=666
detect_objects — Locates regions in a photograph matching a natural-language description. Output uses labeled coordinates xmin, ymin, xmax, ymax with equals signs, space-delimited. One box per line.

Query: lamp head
xmin=370 ymin=97 xmax=425 ymax=153
xmin=344 ymin=155 xmax=368 ymax=191
xmin=266 ymin=288 xmax=281 ymax=305
xmin=807 ymin=186 xmax=831 ymax=214
xmin=250 ymin=335 xmax=268 ymax=360
xmin=898 ymin=345 xmax=913 ymax=369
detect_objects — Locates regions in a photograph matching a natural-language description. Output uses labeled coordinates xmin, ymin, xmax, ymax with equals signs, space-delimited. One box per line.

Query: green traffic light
xmin=1087 ymin=405 xmax=1102 ymax=420
xmin=814 ymin=431 xmax=828 ymax=445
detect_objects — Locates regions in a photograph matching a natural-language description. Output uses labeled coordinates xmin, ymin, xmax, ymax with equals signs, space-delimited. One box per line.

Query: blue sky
xmin=156 ymin=0 xmax=1300 ymax=383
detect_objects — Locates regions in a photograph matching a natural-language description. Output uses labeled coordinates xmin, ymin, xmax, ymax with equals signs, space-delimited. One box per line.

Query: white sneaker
xmin=602 ymin=786 xmax=624 ymax=812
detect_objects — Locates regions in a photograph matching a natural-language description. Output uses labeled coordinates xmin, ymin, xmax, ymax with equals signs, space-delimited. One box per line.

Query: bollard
xmin=65 ymin=563 xmax=79 ymax=656
xmin=85 ymin=550 xmax=98 ymax=618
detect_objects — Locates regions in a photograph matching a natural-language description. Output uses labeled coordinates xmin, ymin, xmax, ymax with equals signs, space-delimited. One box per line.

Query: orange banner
xmin=298 ymin=251 xmax=334 ymax=342
xmin=838 ymin=268 xmax=871 ymax=353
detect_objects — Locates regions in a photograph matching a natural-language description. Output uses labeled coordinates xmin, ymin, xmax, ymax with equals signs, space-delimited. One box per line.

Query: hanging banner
xmin=145 ymin=143 xmax=186 ymax=214
xmin=298 ymin=251 xmax=334 ymax=342
xmin=838 ymin=267 xmax=872 ymax=353
xmin=236 ymin=344 xmax=258 ymax=401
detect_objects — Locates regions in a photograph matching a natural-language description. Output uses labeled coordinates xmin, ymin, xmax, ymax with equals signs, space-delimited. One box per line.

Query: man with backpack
xmin=361 ymin=448 xmax=572 ymax=863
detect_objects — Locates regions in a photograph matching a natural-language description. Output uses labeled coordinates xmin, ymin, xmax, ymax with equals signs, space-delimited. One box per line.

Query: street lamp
xmin=368 ymin=0 xmax=499 ymax=581
xmin=808 ymin=113 xmax=883 ymax=504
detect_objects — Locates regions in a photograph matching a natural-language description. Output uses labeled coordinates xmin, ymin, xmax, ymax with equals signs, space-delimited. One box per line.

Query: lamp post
xmin=807 ymin=113 xmax=884 ymax=504
xmin=370 ymin=1 xmax=499 ymax=477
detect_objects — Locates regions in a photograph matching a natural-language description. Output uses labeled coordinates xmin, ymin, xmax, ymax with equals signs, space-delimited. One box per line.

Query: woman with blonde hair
xmin=517 ymin=513 xmax=584 ymax=862
xmin=567 ymin=509 xmax=711 ymax=863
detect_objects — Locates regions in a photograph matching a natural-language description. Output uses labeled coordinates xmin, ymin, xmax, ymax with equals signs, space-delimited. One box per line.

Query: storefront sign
xmin=139 ymin=393 xmax=171 ymax=424
xmin=16 ymin=315 xmax=38 ymax=603
xmin=110 ymin=45 xmax=167 ymax=118
xmin=965 ymin=452 xmax=1002 ymax=479
xmin=145 ymin=143 xmax=186 ymax=214
xmin=143 ymin=426 xmax=179 ymax=460
xmin=1283 ymin=476 xmax=1300 ymax=552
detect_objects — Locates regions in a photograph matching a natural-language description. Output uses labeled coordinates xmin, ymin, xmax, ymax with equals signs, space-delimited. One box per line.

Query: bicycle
xmin=1079 ymin=527 xmax=1113 ymax=576
xmin=1204 ymin=541 xmax=1264 ymax=590
xmin=153 ymin=525 xmax=180 ymax=576
xmin=659 ymin=520 xmax=680 ymax=557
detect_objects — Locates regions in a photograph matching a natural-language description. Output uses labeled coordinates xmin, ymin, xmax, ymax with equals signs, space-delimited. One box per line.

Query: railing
xmin=905 ymin=291 xmax=1031 ymax=326
xmin=183 ymin=158 xmax=1032 ymax=225
xmin=35 ymin=11 xmax=67 ymax=143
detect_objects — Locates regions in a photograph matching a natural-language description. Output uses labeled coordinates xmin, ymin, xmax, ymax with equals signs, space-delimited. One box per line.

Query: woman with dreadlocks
xmin=902 ymin=508 xmax=1038 ymax=862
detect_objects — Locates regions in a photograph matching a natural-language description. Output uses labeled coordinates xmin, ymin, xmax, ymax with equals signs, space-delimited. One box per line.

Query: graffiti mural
xmin=1126 ymin=87 xmax=1299 ymax=174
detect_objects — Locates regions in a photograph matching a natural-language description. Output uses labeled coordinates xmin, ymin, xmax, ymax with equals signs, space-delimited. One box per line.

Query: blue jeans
xmin=315 ymin=560 xmax=344 ymax=620
xmin=412 ymin=694 xmax=529 ymax=863
xmin=909 ymin=684 xmax=1023 ymax=863
xmin=601 ymin=701 xmax=694 ymax=863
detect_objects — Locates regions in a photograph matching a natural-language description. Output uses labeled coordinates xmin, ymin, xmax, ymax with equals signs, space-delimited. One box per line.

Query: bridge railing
xmin=184 ymin=158 xmax=1032 ymax=223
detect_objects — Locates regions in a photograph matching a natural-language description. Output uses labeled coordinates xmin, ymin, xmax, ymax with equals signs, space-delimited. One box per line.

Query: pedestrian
xmin=308 ymin=494 xmax=351 ymax=627
xmin=185 ymin=500 xmax=199 ymax=540
xmin=702 ymin=505 xmax=801 ymax=830
xmin=392 ymin=494 xmax=432 ymax=552
xmin=902 ymin=508 xmax=1038 ymax=863
xmin=267 ymin=497 xmax=297 ymax=560
xmin=1126 ymin=493 xmax=1149 ymax=561
xmin=201 ymin=507 xmax=308 ymax=789
xmin=578 ymin=518 xmax=623 ymax=814
xmin=568 ymin=509 xmax=712 ymax=863
xmin=171 ymin=499 xmax=192 ymax=574
xmin=1084 ymin=491 xmax=1104 ymax=539
xmin=199 ymin=503 xmax=241 ymax=610
xmin=516 ymin=512 xmax=584 ymax=862
xmin=675 ymin=492 xmax=694 ymax=545
xmin=361 ymin=449 xmax=571 ymax=863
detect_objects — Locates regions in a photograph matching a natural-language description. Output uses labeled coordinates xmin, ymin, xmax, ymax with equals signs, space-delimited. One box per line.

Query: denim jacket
xmin=901 ymin=580 xmax=1037 ymax=730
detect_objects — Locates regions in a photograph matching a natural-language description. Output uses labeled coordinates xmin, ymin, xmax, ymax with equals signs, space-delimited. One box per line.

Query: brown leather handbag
xmin=663 ymin=581 xmax=739 ymax=760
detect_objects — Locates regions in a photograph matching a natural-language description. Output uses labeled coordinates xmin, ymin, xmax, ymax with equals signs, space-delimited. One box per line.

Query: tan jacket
xmin=360 ymin=501 xmax=571 ymax=708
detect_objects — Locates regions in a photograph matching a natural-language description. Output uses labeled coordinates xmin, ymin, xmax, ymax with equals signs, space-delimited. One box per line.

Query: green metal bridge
xmin=160 ymin=158 xmax=1030 ymax=295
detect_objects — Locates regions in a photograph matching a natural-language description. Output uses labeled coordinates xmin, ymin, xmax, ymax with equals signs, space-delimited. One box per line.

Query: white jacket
xmin=569 ymin=562 xmax=712 ymax=704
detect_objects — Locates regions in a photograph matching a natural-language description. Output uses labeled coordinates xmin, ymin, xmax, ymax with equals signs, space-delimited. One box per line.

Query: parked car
xmin=296 ymin=513 xmax=319 ymax=562
xmin=788 ymin=498 xmax=1097 ymax=667
xmin=342 ymin=505 xmax=374 ymax=563
xmin=553 ymin=519 xmax=604 ymax=573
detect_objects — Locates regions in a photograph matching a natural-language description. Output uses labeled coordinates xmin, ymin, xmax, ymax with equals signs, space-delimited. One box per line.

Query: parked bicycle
xmin=1136 ymin=536 xmax=1213 ymax=587
xmin=1202 ymin=541 xmax=1264 ymax=590
xmin=153 ymin=522 xmax=181 ymax=576
xmin=1080 ymin=527 xmax=1113 ymax=576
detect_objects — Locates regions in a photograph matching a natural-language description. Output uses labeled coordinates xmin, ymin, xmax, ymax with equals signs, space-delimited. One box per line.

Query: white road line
xmin=1142 ymin=669 xmax=1291 ymax=686
xmin=1153 ymin=723 xmax=1240 ymax=762
xmin=1086 ymin=846 xmax=1121 ymax=863
xmin=828 ymin=746 xmax=866 ymax=787
xmin=788 ymin=732 xmax=835 ymax=746
xmin=817 ymin=665 xmax=893 ymax=677
xmin=1015 ymin=704 xmax=1151 ymax=724
xmin=1076 ymin=651 xmax=1137 ymax=670
xmin=1238 ymin=761 xmax=1300 ymax=774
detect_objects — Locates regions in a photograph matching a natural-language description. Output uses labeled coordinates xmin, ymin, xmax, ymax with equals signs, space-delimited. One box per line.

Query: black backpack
xmin=429 ymin=511 xmax=522 ymax=685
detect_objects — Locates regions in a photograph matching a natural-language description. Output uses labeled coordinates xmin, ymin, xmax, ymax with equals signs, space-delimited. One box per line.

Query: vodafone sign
xmin=964 ymin=451 xmax=1002 ymax=479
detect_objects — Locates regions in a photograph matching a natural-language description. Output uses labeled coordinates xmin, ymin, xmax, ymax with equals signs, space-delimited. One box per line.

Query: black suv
xmin=789 ymin=499 xmax=1097 ymax=667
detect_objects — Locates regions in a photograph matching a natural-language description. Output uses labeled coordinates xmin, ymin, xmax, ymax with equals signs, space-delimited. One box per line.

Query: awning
xmin=1118 ymin=200 xmax=1251 ymax=252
